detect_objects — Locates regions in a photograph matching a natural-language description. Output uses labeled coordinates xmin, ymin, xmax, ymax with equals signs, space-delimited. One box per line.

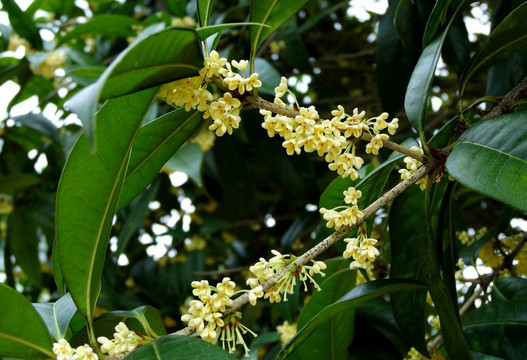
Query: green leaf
xmin=197 ymin=0 xmax=214 ymax=27
xmin=389 ymin=185 xmax=429 ymax=356
xmin=253 ymin=57 xmax=280 ymax=95
xmin=12 ymin=113 xmax=60 ymax=144
xmin=53 ymin=241 xmax=66 ymax=295
xmin=492 ymin=277 xmax=527 ymax=300
xmin=124 ymin=335 xmax=237 ymax=359
xmin=117 ymin=109 xmax=202 ymax=209
xmin=277 ymin=279 xmax=425 ymax=359
xmin=8 ymin=207 xmax=42 ymax=286
xmin=249 ymin=0 xmax=308 ymax=69
xmin=421 ymin=183 xmax=473 ymax=359
xmin=58 ymin=15 xmax=139 ymax=45
xmin=404 ymin=0 xmax=467 ymax=140
xmin=293 ymin=269 xmax=356 ymax=360
xmin=459 ymin=2 xmax=527 ymax=98
xmin=463 ymin=303 xmax=527 ymax=360
xmin=0 ymin=283 xmax=54 ymax=359
xmin=67 ymin=27 xmax=202 ymax=147
xmin=165 ymin=143 xmax=204 ymax=188
xmin=1 ymin=0 xmax=43 ymax=50
xmin=32 ymin=293 xmax=78 ymax=341
xmin=196 ymin=22 xmax=271 ymax=40
xmin=116 ymin=179 xmax=160 ymax=257
xmin=99 ymin=306 xmax=167 ymax=338
xmin=56 ymin=87 xmax=158 ymax=321
xmin=376 ymin=2 xmax=419 ymax=115
xmin=422 ymin=0 xmax=451 ymax=47
xmin=445 ymin=111 xmax=527 ymax=211
xmin=0 ymin=173 xmax=42 ymax=193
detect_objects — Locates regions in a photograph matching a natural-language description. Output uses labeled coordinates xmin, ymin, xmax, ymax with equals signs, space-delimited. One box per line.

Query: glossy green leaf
xmin=492 ymin=277 xmax=527 ymax=300
xmin=389 ymin=185 xmax=429 ymax=356
xmin=32 ymin=293 xmax=78 ymax=341
xmin=67 ymin=27 xmax=202 ymax=146
xmin=53 ymin=241 xmax=66 ymax=295
xmin=445 ymin=111 xmax=527 ymax=211
xmin=12 ymin=113 xmax=60 ymax=144
xmin=293 ymin=269 xmax=356 ymax=360
xmin=195 ymin=22 xmax=270 ymax=40
xmin=249 ymin=0 xmax=308 ymax=66
xmin=165 ymin=143 xmax=204 ymax=188
xmin=0 ymin=284 xmax=54 ymax=359
xmin=8 ymin=207 xmax=42 ymax=286
xmin=100 ymin=306 xmax=167 ymax=338
xmin=1 ymin=0 xmax=43 ymax=50
xmin=117 ymin=109 xmax=202 ymax=209
xmin=56 ymin=88 xmax=158 ymax=321
xmin=463 ymin=301 xmax=527 ymax=360
xmin=404 ymin=0 xmax=466 ymax=140
xmin=421 ymin=183 xmax=472 ymax=359
xmin=376 ymin=2 xmax=419 ymax=115
xmin=422 ymin=0 xmax=450 ymax=47
xmin=58 ymin=15 xmax=139 ymax=45
xmin=460 ymin=2 xmax=527 ymax=98
xmin=277 ymin=279 xmax=425 ymax=359
xmin=197 ymin=0 xmax=214 ymax=27
xmin=254 ymin=57 xmax=281 ymax=95
xmin=124 ymin=335 xmax=237 ymax=359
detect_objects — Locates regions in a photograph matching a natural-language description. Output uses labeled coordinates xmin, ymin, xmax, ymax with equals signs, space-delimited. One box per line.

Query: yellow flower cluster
xmin=276 ymin=320 xmax=297 ymax=345
xmin=159 ymin=51 xmax=262 ymax=136
xmin=399 ymin=146 xmax=435 ymax=190
xmin=97 ymin=322 xmax=153 ymax=356
xmin=180 ymin=277 xmax=261 ymax=355
xmin=52 ymin=339 xmax=98 ymax=360
xmin=342 ymin=225 xmax=380 ymax=270
xmin=34 ymin=51 xmax=66 ymax=80
xmin=262 ymin=81 xmax=398 ymax=181
xmin=246 ymin=250 xmax=327 ymax=303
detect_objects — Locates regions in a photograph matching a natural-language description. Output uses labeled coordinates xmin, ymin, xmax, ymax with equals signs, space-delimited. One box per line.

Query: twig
xmin=173 ymin=165 xmax=429 ymax=337
xmin=481 ymin=76 xmax=527 ymax=120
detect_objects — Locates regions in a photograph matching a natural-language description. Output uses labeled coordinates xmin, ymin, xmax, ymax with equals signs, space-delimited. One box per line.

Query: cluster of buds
xmin=180 ymin=277 xmax=262 ymax=356
xmin=52 ymin=339 xmax=98 ymax=360
xmin=97 ymin=322 xmax=153 ymax=356
xmin=342 ymin=224 xmax=380 ymax=270
xmin=158 ymin=51 xmax=262 ymax=136
xmin=247 ymin=250 xmax=327 ymax=303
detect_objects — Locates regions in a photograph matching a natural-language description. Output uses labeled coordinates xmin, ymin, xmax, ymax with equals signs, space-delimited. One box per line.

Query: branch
xmin=482 ymin=76 xmax=527 ymax=120
xmin=174 ymin=165 xmax=429 ymax=337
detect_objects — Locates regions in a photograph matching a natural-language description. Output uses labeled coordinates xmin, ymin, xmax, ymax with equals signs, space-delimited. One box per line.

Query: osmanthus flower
xmin=182 ymin=276 xmax=259 ymax=354
xmin=342 ymin=225 xmax=380 ymax=270
xmin=53 ymin=339 xmax=99 ymax=360
xmin=399 ymin=145 xmax=437 ymax=191
xmin=276 ymin=320 xmax=297 ymax=345
xmin=247 ymin=250 xmax=327 ymax=302
xmin=218 ymin=312 xmax=257 ymax=356
xmin=97 ymin=322 xmax=153 ymax=356
xmin=53 ymin=339 xmax=74 ymax=360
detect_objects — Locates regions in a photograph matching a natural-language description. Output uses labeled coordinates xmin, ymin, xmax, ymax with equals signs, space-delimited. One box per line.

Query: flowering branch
xmin=174 ymin=165 xmax=429 ymax=337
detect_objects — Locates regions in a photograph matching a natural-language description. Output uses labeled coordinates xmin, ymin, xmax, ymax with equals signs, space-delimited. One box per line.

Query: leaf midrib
xmin=0 ymin=333 xmax=54 ymax=358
